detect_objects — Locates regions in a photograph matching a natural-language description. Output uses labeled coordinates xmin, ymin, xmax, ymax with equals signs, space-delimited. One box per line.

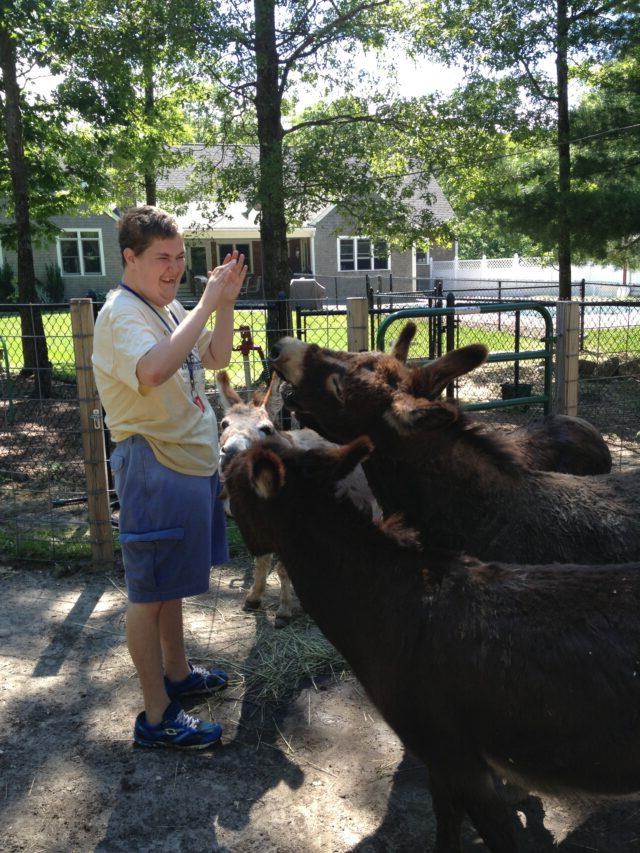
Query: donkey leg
xmin=274 ymin=560 xmax=294 ymax=629
xmin=244 ymin=553 xmax=271 ymax=611
xmin=428 ymin=766 xmax=465 ymax=853
xmin=457 ymin=767 xmax=519 ymax=853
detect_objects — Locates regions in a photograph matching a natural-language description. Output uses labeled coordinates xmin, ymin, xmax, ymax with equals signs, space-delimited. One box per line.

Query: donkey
xmin=310 ymin=321 xmax=611 ymax=476
xmin=216 ymin=370 xmax=377 ymax=627
xmin=224 ymin=435 xmax=640 ymax=853
xmin=271 ymin=337 xmax=640 ymax=564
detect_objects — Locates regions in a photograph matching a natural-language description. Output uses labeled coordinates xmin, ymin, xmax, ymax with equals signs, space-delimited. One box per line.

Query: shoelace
xmin=176 ymin=709 xmax=200 ymax=730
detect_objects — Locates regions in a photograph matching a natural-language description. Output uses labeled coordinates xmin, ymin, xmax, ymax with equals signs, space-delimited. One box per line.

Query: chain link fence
xmin=1 ymin=293 xmax=638 ymax=565
xmin=0 ymin=303 xmax=98 ymax=564
xmin=572 ymin=301 xmax=640 ymax=468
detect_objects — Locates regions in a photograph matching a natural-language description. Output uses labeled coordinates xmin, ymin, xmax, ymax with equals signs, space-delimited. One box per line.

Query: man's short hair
xmin=118 ymin=206 xmax=180 ymax=264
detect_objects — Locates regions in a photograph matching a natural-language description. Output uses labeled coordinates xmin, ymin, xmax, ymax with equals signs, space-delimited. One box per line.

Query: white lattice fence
xmin=432 ymin=254 xmax=634 ymax=295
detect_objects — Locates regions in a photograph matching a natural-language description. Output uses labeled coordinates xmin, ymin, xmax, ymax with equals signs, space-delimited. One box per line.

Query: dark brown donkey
xmin=313 ymin=322 xmax=611 ymax=476
xmin=271 ymin=337 xmax=639 ymax=564
xmin=224 ymin=436 xmax=640 ymax=853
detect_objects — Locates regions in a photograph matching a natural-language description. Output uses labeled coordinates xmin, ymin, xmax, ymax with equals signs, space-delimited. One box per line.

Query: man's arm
xmin=137 ymin=254 xmax=246 ymax=386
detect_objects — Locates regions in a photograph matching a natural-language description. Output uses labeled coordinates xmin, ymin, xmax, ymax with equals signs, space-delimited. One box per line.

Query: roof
xmin=157 ymin=145 xmax=454 ymax=235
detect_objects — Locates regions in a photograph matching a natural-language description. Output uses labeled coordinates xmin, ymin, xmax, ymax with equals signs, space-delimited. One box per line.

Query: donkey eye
xmin=259 ymin=424 xmax=274 ymax=435
xmin=327 ymin=374 xmax=344 ymax=401
xmin=221 ymin=419 xmax=229 ymax=430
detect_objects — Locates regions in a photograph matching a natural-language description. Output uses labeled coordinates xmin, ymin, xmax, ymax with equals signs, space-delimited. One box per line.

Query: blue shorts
xmin=110 ymin=435 xmax=229 ymax=604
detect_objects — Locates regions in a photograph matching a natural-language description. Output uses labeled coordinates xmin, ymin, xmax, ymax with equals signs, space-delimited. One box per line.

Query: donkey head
xmin=217 ymin=371 xmax=283 ymax=471
xmin=270 ymin=336 xmax=488 ymax=444
xmin=224 ymin=436 xmax=373 ymax=555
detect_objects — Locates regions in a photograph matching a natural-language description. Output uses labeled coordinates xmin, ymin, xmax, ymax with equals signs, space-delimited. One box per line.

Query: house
xmin=0 ymin=145 xmax=455 ymax=303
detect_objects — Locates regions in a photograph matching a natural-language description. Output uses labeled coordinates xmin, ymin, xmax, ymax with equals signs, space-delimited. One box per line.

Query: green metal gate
xmin=376 ymin=302 xmax=555 ymax=415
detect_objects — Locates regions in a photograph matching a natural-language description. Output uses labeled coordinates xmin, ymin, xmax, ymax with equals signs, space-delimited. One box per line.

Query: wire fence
xmin=1 ymin=292 xmax=638 ymax=565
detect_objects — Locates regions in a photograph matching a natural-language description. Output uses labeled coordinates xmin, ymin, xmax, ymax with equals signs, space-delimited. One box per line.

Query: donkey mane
xmin=454 ymin=415 xmax=528 ymax=475
xmin=377 ymin=514 xmax=422 ymax=550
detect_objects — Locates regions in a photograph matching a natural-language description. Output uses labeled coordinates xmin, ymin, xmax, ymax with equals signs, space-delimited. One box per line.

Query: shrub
xmin=0 ymin=260 xmax=16 ymax=302
xmin=41 ymin=263 xmax=65 ymax=303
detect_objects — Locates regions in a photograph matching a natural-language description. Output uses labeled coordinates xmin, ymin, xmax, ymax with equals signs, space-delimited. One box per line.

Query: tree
xmin=53 ymin=0 xmax=211 ymax=206
xmin=437 ymin=48 xmax=640 ymax=266
xmin=0 ymin=2 xmax=52 ymax=396
xmin=193 ymin=0 xmax=418 ymax=310
xmin=413 ymin=0 xmax=636 ymax=296
xmin=569 ymin=47 xmax=640 ymax=275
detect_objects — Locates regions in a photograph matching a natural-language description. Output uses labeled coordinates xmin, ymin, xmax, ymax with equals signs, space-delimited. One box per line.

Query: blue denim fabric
xmin=110 ymin=435 xmax=229 ymax=603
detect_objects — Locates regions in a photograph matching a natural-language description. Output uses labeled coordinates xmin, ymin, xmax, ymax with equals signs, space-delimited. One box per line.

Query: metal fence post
xmin=70 ymin=298 xmax=114 ymax=569
xmin=435 ymin=278 xmax=443 ymax=357
xmin=555 ymin=300 xmax=580 ymax=416
xmin=579 ymin=278 xmax=586 ymax=352
xmin=445 ymin=291 xmax=456 ymax=400
xmin=347 ymin=297 xmax=369 ymax=352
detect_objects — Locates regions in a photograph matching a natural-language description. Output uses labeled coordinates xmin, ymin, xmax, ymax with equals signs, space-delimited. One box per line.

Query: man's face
xmin=124 ymin=234 xmax=186 ymax=307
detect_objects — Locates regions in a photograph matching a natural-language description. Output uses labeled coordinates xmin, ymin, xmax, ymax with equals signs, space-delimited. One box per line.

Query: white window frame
xmin=56 ymin=228 xmax=105 ymax=276
xmin=337 ymin=236 xmax=390 ymax=272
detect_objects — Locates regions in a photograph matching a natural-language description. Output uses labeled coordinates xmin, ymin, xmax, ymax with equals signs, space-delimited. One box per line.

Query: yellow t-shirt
xmin=92 ymin=287 xmax=219 ymax=476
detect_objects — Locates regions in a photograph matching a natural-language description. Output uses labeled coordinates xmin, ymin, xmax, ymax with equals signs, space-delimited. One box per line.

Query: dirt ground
xmin=3 ymin=559 xmax=640 ymax=853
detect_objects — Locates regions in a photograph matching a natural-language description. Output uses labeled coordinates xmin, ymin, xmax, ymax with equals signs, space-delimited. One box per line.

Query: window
xmin=416 ymin=249 xmax=428 ymax=264
xmin=57 ymin=230 xmax=104 ymax=276
xmin=190 ymin=246 xmax=208 ymax=277
xmin=338 ymin=237 xmax=389 ymax=272
xmin=218 ymin=242 xmax=251 ymax=271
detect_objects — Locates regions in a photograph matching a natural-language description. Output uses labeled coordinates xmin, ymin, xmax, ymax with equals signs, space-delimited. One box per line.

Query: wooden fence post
xmin=555 ymin=300 xmax=580 ymax=416
xmin=347 ymin=296 xmax=369 ymax=352
xmin=70 ymin=298 xmax=114 ymax=568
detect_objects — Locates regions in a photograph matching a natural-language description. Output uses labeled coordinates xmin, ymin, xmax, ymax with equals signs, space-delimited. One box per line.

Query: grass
xmin=1 ymin=305 xmax=639 ymax=393
xmin=0 ymin=525 xmax=115 ymax=562
xmin=226 ymin=518 xmax=249 ymax=558
xmin=216 ymin=615 xmax=347 ymax=704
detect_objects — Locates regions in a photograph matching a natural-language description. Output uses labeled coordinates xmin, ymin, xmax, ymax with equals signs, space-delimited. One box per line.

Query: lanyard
xmin=118 ymin=281 xmax=205 ymax=412
xmin=119 ymin=280 xmax=181 ymax=332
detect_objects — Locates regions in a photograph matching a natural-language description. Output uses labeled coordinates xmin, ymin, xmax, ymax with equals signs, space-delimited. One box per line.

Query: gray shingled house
xmin=0 ymin=145 xmax=454 ymax=302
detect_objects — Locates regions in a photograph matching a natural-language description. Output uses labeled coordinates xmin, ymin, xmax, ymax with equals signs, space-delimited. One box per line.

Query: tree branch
xmin=283 ymin=112 xmax=406 ymax=135
xmin=569 ymin=0 xmax=622 ymax=22
xmin=520 ymin=56 xmax=558 ymax=103
xmin=278 ymin=0 xmax=388 ymax=95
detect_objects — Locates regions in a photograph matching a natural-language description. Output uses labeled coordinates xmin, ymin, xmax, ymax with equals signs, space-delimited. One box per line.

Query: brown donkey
xmin=224 ymin=436 xmax=640 ymax=853
xmin=271 ymin=337 xmax=638 ymax=564
xmin=216 ymin=371 xmax=378 ymax=626
xmin=299 ymin=322 xmax=611 ymax=476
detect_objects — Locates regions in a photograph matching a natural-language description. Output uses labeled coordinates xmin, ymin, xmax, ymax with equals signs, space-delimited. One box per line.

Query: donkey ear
xmin=410 ymin=344 xmax=488 ymax=399
xmin=331 ymin=436 xmax=373 ymax=478
xmin=388 ymin=392 xmax=458 ymax=432
xmin=249 ymin=449 xmax=285 ymax=499
xmin=216 ymin=370 xmax=243 ymax=411
xmin=262 ymin=372 xmax=284 ymax=420
xmin=390 ymin=322 xmax=417 ymax=363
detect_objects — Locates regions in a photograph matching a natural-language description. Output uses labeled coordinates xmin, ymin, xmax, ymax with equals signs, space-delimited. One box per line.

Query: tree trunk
xmin=143 ymin=60 xmax=157 ymax=206
xmin=0 ymin=25 xmax=52 ymax=397
xmin=253 ymin=0 xmax=292 ymax=348
xmin=556 ymin=0 xmax=572 ymax=300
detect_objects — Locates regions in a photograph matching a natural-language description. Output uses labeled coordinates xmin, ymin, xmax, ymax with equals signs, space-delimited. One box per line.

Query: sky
xmin=24 ymin=50 xmax=465 ymax=107
xmin=293 ymin=50 xmax=465 ymax=110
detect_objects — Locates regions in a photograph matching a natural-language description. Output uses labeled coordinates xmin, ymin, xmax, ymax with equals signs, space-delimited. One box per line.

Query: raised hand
xmin=203 ymin=250 xmax=248 ymax=313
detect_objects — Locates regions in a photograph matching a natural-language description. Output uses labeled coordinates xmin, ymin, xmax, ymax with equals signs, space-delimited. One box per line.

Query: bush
xmin=41 ymin=263 xmax=65 ymax=303
xmin=0 ymin=260 xmax=16 ymax=302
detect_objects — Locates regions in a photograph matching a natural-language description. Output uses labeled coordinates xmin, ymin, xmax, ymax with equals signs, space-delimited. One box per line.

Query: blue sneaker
xmin=164 ymin=662 xmax=228 ymax=700
xmin=134 ymin=700 xmax=222 ymax=750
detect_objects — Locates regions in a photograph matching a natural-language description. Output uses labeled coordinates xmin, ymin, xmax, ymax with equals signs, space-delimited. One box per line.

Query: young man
xmin=92 ymin=206 xmax=247 ymax=749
